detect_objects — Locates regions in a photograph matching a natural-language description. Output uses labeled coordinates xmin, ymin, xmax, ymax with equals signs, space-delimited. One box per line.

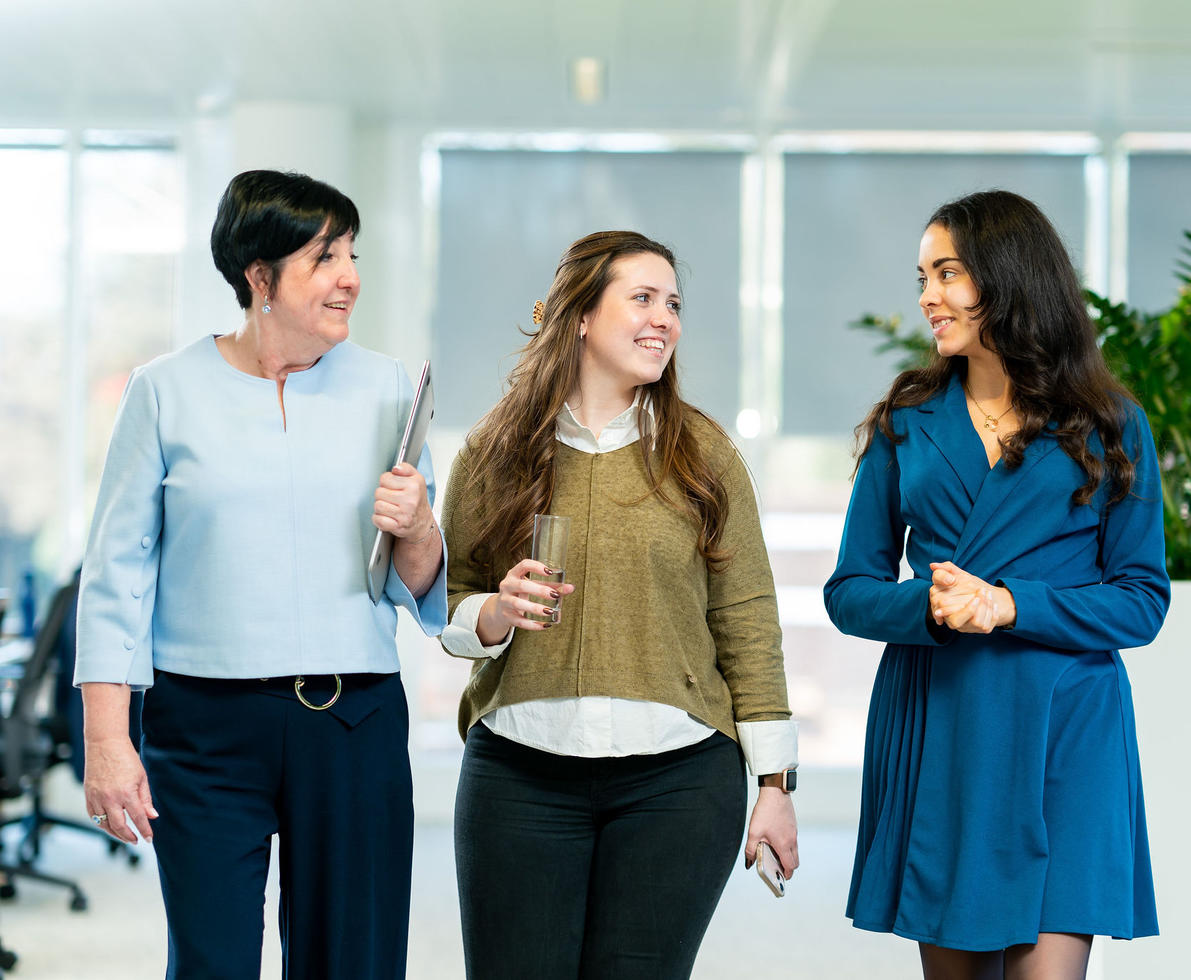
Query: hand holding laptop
xmin=367 ymin=361 xmax=435 ymax=603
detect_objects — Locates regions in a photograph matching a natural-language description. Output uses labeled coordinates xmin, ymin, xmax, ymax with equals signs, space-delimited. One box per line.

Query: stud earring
xmin=262 ymin=294 xmax=272 ymax=314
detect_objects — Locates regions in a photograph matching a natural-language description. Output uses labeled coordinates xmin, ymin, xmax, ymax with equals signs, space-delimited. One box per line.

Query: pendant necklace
xmin=965 ymin=384 xmax=1012 ymax=431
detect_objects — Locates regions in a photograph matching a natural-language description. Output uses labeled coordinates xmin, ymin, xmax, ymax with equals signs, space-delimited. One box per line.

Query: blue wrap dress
xmin=824 ymin=375 xmax=1170 ymax=951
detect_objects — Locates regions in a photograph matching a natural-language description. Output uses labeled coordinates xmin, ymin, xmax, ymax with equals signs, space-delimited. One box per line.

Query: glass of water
xmin=526 ymin=514 xmax=570 ymax=623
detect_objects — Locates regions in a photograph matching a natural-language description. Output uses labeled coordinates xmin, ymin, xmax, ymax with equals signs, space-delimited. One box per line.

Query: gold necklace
xmin=965 ymin=384 xmax=1013 ymax=431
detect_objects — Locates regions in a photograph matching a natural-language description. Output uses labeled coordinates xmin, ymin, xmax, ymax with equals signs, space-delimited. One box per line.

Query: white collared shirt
xmin=441 ymin=395 xmax=797 ymax=772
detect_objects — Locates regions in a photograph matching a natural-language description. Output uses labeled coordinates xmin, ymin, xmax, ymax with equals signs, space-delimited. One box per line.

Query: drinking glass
xmin=526 ymin=514 xmax=570 ymax=623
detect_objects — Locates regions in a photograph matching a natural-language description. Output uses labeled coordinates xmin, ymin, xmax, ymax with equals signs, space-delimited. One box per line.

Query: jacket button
xmin=131 ymin=587 xmax=142 ymax=599
xmin=123 ymin=638 xmax=135 ymax=650
xmin=140 ymin=536 xmax=152 ymax=548
xmin=686 ymin=673 xmax=696 ymax=685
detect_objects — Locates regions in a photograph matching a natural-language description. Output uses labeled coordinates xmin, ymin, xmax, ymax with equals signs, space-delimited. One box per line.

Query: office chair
xmin=0 ymin=572 xmax=138 ymax=912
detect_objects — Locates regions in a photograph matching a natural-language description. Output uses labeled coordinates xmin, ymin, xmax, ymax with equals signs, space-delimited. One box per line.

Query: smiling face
xmin=917 ymin=223 xmax=988 ymax=360
xmin=266 ymin=228 xmax=360 ymax=358
xmin=576 ymin=251 xmax=682 ymax=402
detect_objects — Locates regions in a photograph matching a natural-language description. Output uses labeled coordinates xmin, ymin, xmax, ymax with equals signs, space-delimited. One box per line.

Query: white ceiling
xmin=2 ymin=0 xmax=1190 ymax=133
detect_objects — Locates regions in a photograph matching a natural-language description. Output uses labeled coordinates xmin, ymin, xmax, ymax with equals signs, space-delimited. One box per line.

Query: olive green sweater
xmin=440 ymin=418 xmax=791 ymax=742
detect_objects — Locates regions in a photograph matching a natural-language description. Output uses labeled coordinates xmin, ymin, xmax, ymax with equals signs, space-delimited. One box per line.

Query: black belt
xmin=155 ymin=670 xmax=395 ymax=712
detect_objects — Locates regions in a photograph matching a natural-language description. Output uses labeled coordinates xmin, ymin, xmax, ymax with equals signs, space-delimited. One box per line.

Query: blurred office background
xmin=1 ymin=1 xmax=1188 ymax=976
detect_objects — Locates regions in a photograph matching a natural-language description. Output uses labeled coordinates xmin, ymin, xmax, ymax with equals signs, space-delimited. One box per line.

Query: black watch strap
xmin=757 ymin=768 xmax=797 ymax=793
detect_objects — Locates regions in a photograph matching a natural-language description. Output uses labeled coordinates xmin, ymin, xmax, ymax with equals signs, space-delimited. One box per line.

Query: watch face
xmin=784 ymin=769 xmax=797 ymax=792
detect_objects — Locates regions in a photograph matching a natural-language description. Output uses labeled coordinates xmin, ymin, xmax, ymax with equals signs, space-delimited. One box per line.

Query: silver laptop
xmin=366 ymin=361 xmax=434 ymax=603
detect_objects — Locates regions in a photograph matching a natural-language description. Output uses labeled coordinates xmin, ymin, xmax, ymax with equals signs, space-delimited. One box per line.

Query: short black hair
xmin=210 ymin=170 xmax=360 ymax=309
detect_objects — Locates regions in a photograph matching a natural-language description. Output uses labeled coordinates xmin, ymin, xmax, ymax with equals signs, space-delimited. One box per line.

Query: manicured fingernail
xmin=542 ymin=567 xmax=556 ymax=575
xmin=549 ymin=590 xmax=560 ymax=600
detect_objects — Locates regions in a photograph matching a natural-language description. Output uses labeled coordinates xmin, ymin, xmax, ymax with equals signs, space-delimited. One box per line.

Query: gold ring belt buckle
xmin=294 ymin=674 xmax=342 ymax=711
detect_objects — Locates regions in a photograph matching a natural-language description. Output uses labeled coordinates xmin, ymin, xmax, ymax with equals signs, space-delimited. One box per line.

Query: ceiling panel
xmin=0 ymin=0 xmax=1188 ymax=130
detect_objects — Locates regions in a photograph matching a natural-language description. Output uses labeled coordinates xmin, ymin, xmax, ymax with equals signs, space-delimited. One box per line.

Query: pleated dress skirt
xmin=847 ymin=637 xmax=1158 ymax=951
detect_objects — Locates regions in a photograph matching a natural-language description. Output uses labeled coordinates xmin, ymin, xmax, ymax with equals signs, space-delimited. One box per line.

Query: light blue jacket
xmin=76 ymin=335 xmax=446 ymax=689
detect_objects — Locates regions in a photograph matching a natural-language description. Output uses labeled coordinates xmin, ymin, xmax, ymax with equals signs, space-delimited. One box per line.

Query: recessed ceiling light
xmin=570 ymin=57 xmax=605 ymax=104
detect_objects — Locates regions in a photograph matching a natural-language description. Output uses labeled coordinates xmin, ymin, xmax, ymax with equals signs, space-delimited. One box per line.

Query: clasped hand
xmin=929 ymin=560 xmax=1017 ymax=634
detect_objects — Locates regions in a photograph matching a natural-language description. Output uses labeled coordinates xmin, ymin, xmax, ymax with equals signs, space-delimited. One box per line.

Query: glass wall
xmin=782 ymin=152 xmax=1090 ymax=438
xmin=0 ymin=143 xmax=69 ymax=613
xmin=432 ymin=149 xmax=744 ymax=432
xmin=1127 ymin=153 xmax=1191 ymax=312
xmin=80 ymin=146 xmax=183 ymax=507
xmin=0 ymin=134 xmax=181 ymax=629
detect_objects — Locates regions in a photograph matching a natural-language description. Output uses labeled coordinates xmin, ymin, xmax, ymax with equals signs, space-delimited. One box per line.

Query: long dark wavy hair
xmin=855 ymin=190 xmax=1137 ymax=505
xmin=463 ymin=230 xmax=731 ymax=577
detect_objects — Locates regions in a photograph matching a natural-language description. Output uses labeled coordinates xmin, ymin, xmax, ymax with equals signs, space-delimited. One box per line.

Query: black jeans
xmin=454 ymin=723 xmax=746 ymax=980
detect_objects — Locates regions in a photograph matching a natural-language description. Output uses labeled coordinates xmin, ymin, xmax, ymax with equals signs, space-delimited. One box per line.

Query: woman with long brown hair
xmin=825 ymin=190 xmax=1170 ymax=978
xmin=440 ymin=230 xmax=798 ymax=979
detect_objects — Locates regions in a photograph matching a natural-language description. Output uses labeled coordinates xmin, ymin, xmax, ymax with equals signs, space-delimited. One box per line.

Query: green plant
xmin=853 ymin=231 xmax=1191 ymax=580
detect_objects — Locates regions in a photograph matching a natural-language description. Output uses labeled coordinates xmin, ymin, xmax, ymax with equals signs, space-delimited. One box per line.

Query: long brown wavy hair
xmin=856 ymin=190 xmax=1138 ymax=506
xmin=463 ymin=230 xmax=731 ymax=577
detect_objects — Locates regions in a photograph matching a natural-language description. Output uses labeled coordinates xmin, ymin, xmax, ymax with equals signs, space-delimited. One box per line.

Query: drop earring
xmin=262 ymin=293 xmax=272 ymax=314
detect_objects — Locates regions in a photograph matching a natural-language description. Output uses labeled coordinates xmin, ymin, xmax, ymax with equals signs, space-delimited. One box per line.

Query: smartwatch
xmin=757 ymin=768 xmax=797 ymax=793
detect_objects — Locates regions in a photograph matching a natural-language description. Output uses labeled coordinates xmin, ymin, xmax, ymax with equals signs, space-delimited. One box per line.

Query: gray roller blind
xmin=433 ymin=150 xmax=742 ymax=431
xmin=1127 ymin=154 xmax=1191 ymax=313
xmin=782 ymin=153 xmax=1088 ymax=435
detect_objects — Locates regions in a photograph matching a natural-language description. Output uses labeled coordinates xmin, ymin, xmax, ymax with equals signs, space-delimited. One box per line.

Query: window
xmin=0 ymin=133 xmax=181 ymax=621
xmin=0 ymin=139 xmax=69 ymax=605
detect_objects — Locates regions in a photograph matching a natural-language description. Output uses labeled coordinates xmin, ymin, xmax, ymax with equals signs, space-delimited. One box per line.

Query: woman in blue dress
xmin=824 ymin=190 xmax=1170 ymax=978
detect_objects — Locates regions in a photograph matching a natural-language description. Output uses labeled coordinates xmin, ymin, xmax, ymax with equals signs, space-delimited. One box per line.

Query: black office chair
xmin=0 ymin=572 xmax=139 ymax=912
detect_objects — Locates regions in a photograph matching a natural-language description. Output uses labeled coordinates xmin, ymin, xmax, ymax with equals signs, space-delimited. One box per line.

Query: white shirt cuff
xmin=440 ymin=593 xmax=514 ymax=660
xmin=737 ymin=718 xmax=799 ymax=776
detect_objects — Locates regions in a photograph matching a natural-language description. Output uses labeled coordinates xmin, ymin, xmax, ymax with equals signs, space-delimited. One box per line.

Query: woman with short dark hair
xmin=76 ymin=169 xmax=446 ymax=979
xmin=825 ymin=190 xmax=1170 ymax=978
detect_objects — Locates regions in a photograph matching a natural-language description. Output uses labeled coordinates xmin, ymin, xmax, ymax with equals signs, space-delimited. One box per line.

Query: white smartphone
xmin=755 ymin=841 xmax=786 ymax=898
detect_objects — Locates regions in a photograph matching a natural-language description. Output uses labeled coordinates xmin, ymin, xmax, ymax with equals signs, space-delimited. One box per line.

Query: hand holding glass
xmin=526 ymin=515 xmax=570 ymax=624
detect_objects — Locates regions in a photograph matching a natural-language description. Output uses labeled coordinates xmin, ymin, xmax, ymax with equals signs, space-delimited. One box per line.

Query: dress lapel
xmin=915 ymin=375 xmax=988 ymax=506
xmin=914 ymin=375 xmax=1063 ymax=576
xmin=952 ymin=423 xmax=1062 ymax=572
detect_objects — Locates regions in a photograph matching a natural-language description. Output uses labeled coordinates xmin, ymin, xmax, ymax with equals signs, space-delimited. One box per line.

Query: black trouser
xmin=454 ymin=723 xmax=746 ymax=980
xmin=141 ymin=670 xmax=414 ymax=980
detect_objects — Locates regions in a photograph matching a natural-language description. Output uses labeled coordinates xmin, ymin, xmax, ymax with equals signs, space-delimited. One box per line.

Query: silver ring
xmin=90 ymin=813 xmax=108 ymax=825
